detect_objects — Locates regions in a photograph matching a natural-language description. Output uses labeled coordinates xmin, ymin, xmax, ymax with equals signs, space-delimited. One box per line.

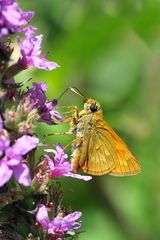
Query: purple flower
xmin=0 ymin=0 xmax=34 ymax=39
xmin=38 ymin=100 xmax=62 ymax=125
xmin=36 ymin=204 xmax=82 ymax=236
xmin=24 ymin=82 xmax=47 ymax=108
xmin=0 ymin=115 xmax=10 ymax=157
xmin=45 ymin=144 xmax=92 ymax=181
xmin=45 ymin=144 xmax=70 ymax=177
xmin=0 ymin=135 xmax=39 ymax=187
xmin=23 ymin=82 xmax=62 ymax=125
xmin=18 ymin=26 xmax=59 ymax=70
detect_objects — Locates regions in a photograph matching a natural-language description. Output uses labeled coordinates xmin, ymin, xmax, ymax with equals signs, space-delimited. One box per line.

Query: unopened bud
xmin=18 ymin=121 xmax=35 ymax=134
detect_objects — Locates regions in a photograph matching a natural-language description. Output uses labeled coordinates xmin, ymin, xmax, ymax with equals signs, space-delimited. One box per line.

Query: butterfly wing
xmin=80 ymin=126 xmax=116 ymax=175
xmin=98 ymin=120 xmax=141 ymax=176
xmin=109 ymin=150 xmax=141 ymax=176
xmin=109 ymin=138 xmax=141 ymax=176
xmin=81 ymin=119 xmax=140 ymax=176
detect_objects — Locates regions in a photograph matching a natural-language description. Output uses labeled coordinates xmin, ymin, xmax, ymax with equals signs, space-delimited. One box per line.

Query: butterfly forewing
xmin=81 ymin=126 xmax=116 ymax=175
xmin=109 ymin=142 xmax=141 ymax=176
xmin=97 ymin=120 xmax=141 ymax=176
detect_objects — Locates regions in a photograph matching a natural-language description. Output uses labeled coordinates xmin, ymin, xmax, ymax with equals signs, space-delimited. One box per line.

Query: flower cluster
xmin=0 ymin=1 xmax=91 ymax=239
xmin=0 ymin=1 xmax=58 ymax=73
xmin=18 ymin=26 xmax=59 ymax=70
xmin=0 ymin=0 xmax=34 ymax=38
xmin=36 ymin=204 xmax=82 ymax=237
xmin=23 ymin=82 xmax=62 ymax=125
xmin=44 ymin=144 xmax=91 ymax=181
xmin=0 ymin=126 xmax=39 ymax=187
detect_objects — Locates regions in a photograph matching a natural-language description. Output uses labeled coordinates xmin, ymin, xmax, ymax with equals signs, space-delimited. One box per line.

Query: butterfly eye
xmin=90 ymin=103 xmax=98 ymax=112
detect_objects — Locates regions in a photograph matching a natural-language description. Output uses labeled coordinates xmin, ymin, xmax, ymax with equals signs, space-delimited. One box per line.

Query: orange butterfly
xmin=68 ymin=88 xmax=141 ymax=176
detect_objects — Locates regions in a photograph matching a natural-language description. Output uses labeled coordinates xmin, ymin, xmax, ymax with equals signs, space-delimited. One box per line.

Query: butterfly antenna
xmin=57 ymin=87 xmax=70 ymax=100
xmin=69 ymin=86 xmax=87 ymax=101
xmin=57 ymin=86 xmax=87 ymax=101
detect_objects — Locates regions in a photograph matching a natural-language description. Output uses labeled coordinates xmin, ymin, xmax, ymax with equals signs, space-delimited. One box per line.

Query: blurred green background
xmin=18 ymin=1 xmax=160 ymax=239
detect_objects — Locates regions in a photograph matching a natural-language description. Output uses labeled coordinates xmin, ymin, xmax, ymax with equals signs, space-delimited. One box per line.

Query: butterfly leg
xmin=56 ymin=106 xmax=79 ymax=129
xmin=56 ymin=106 xmax=78 ymax=117
xmin=43 ymin=130 xmax=73 ymax=142
xmin=43 ymin=106 xmax=79 ymax=139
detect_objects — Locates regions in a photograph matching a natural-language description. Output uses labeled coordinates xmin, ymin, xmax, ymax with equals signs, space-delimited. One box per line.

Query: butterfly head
xmin=84 ymin=98 xmax=102 ymax=114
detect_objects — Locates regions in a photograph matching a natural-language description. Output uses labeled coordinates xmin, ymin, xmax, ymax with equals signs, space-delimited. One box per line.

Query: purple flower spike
xmin=45 ymin=144 xmax=92 ymax=181
xmin=36 ymin=204 xmax=82 ymax=236
xmin=18 ymin=26 xmax=59 ymax=70
xmin=0 ymin=0 xmax=34 ymax=39
xmin=0 ymin=135 xmax=39 ymax=187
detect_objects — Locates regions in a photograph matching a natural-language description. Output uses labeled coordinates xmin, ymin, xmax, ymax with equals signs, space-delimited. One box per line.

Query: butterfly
xmin=69 ymin=95 xmax=141 ymax=176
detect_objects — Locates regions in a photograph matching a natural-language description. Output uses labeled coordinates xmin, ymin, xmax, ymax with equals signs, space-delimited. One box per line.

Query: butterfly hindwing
xmin=100 ymin=120 xmax=141 ymax=176
xmin=82 ymin=118 xmax=140 ymax=176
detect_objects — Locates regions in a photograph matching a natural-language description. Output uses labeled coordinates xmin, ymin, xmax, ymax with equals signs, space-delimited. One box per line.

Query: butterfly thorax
xmin=75 ymin=98 xmax=103 ymax=137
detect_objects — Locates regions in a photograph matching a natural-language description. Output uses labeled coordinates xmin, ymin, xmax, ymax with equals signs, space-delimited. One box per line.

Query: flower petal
xmin=32 ymin=56 xmax=59 ymax=70
xmin=13 ymin=163 xmax=31 ymax=186
xmin=12 ymin=135 xmax=39 ymax=155
xmin=0 ymin=160 xmax=13 ymax=187
xmin=45 ymin=155 xmax=55 ymax=171
xmin=51 ymin=111 xmax=62 ymax=120
xmin=64 ymin=211 xmax=82 ymax=222
xmin=65 ymin=172 xmax=92 ymax=181
xmin=4 ymin=148 xmax=22 ymax=166
xmin=44 ymin=149 xmax=56 ymax=154
xmin=36 ymin=204 xmax=50 ymax=230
